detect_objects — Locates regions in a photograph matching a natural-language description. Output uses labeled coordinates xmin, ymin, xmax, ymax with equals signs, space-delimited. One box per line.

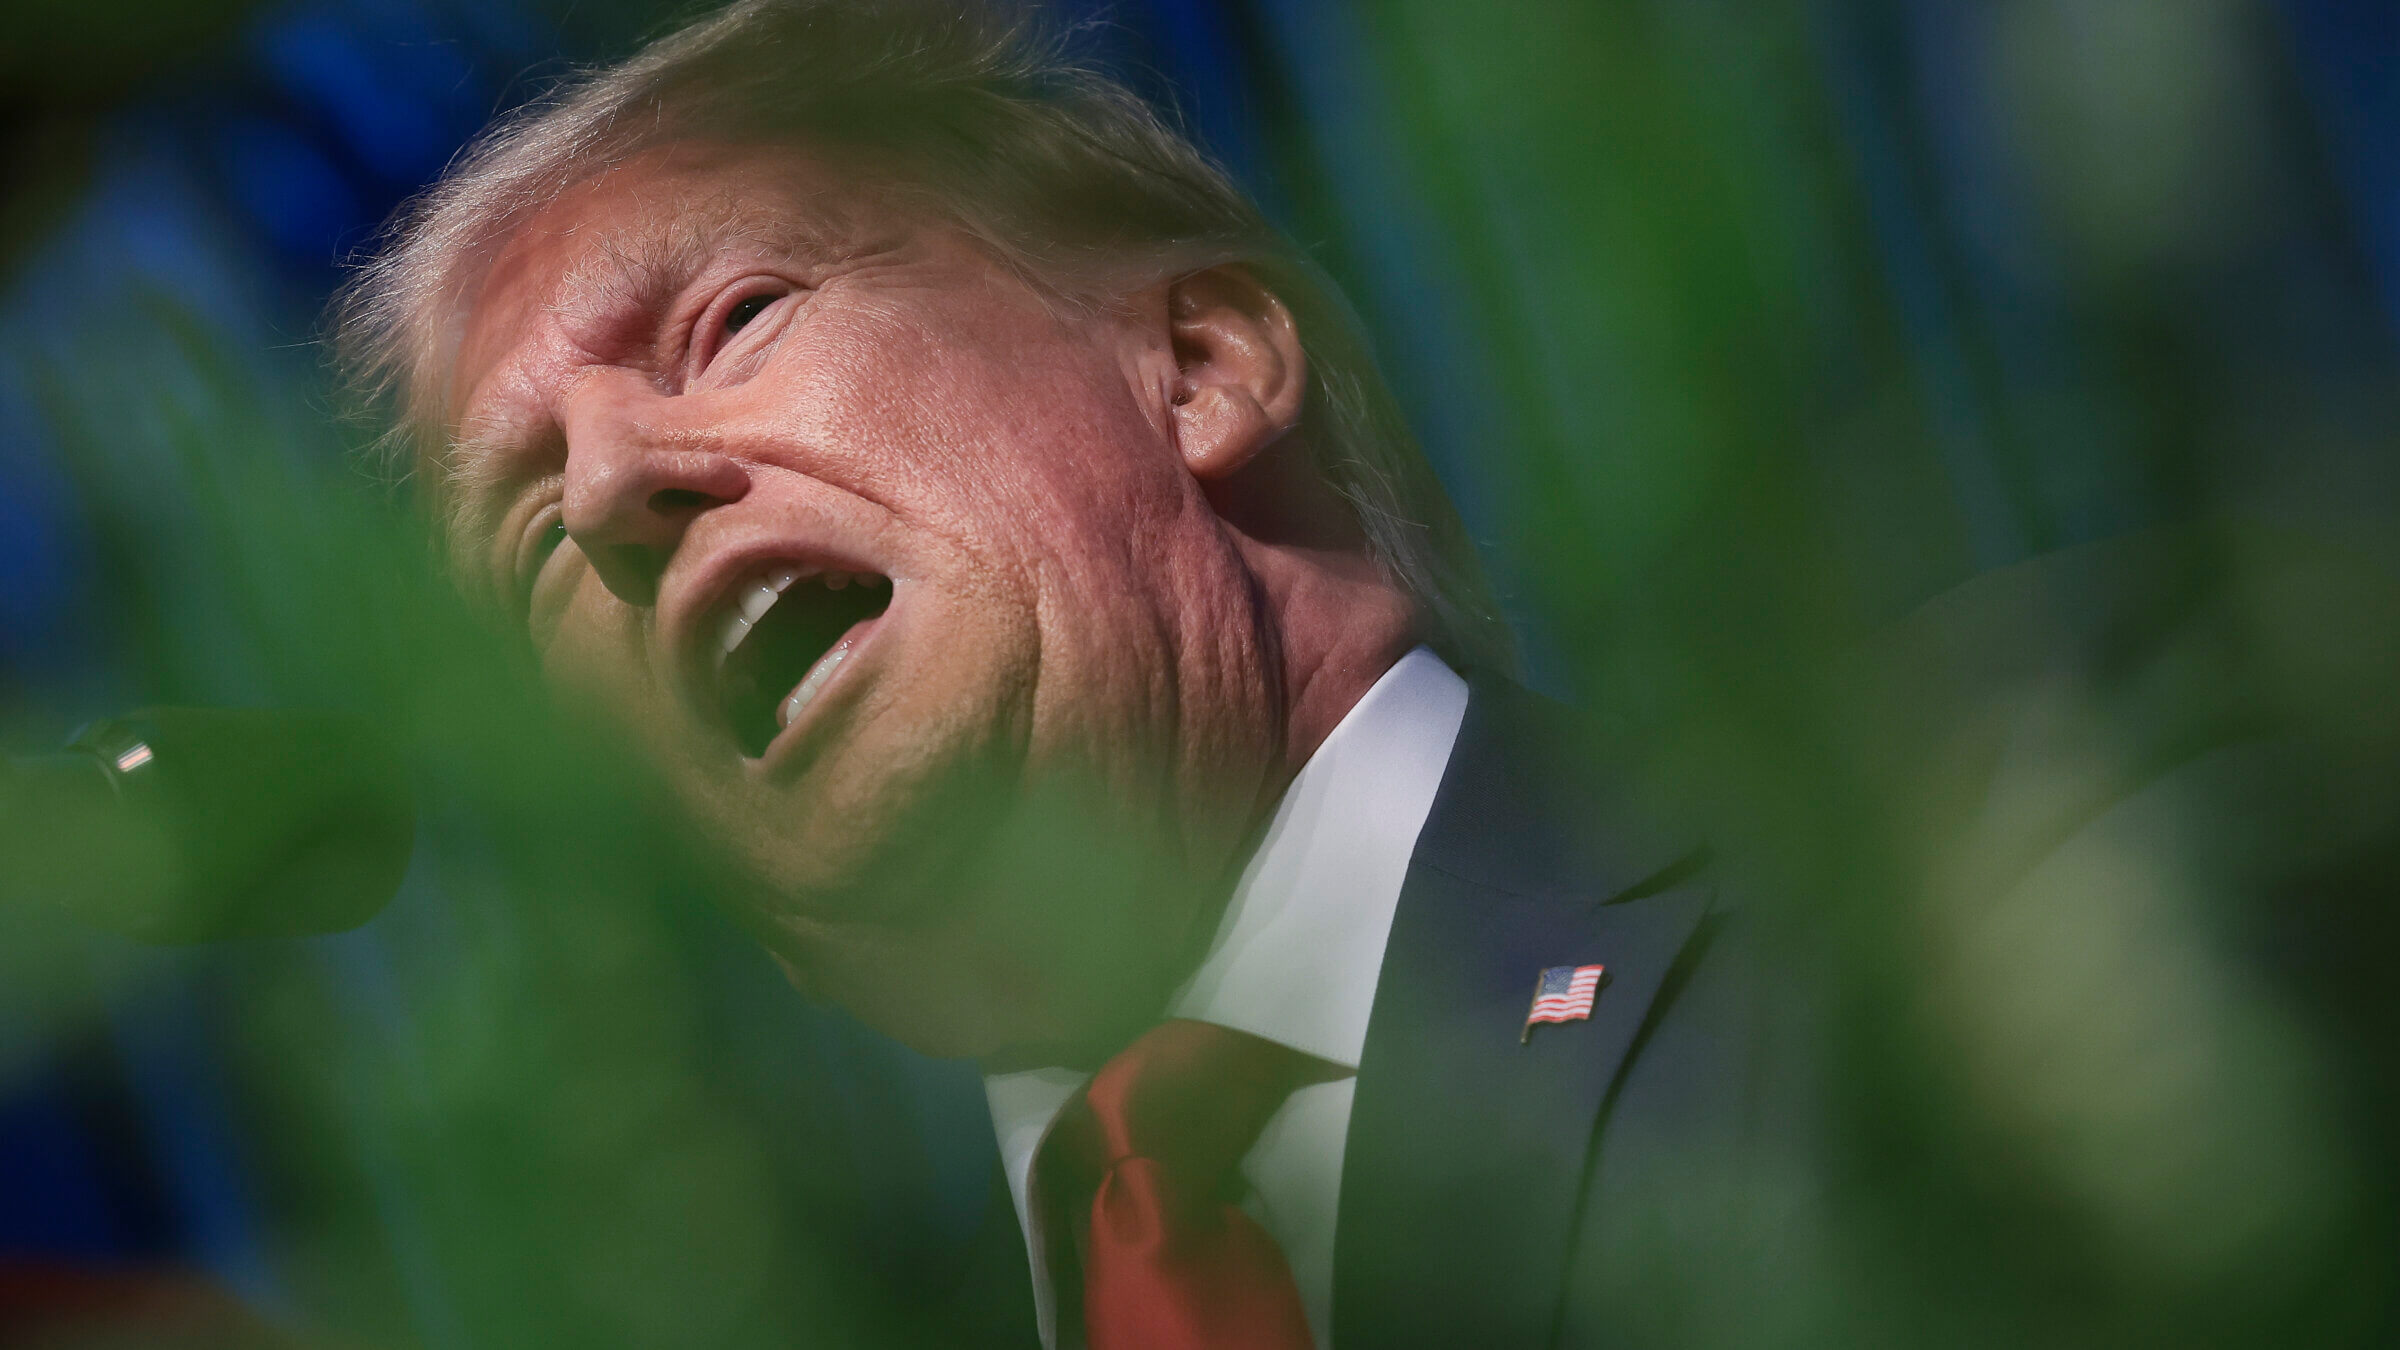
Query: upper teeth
xmin=717 ymin=567 xmax=800 ymax=662
xmin=714 ymin=566 xmax=884 ymax=664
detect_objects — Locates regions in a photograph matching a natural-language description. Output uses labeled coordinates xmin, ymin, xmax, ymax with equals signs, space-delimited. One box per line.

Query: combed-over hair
xmin=331 ymin=0 xmax=1515 ymax=673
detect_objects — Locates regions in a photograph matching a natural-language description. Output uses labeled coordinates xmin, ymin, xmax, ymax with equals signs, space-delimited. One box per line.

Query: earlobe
xmin=1167 ymin=267 xmax=1307 ymax=482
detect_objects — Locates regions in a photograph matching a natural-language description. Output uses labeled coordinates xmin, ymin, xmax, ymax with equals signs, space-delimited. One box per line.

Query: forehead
xmin=450 ymin=141 xmax=863 ymax=408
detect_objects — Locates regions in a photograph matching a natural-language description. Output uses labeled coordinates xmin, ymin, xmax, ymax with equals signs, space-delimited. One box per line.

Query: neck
xmin=1251 ymin=539 xmax=1419 ymax=800
xmin=973 ymin=535 xmax=1416 ymax=1073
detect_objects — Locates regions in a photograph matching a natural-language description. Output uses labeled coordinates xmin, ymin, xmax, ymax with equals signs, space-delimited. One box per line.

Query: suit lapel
xmin=1332 ymin=678 xmax=1713 ymax=1348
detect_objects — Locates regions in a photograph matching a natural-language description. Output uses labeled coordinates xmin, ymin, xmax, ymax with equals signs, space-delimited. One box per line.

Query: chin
xmin=705 ymin=695 xmax=1232 ymax=1060
xmin=754 ymin=808 xmax=1219 ymax=1064
xmin=764 ymin=914 xmax=1047 ymax=1060
xmin=699 ymin=711 xmax=1018 ymax=923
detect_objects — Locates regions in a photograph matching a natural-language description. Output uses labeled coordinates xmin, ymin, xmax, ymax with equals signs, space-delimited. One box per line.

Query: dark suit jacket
xmin=934 ymin=673 xmax=1771 ymax=1350
xmin=1334 ymin=673 xmax=1768 ymax=1349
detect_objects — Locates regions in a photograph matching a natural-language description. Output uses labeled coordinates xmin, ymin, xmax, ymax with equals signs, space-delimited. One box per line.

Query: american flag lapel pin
xmin=1521 ymin=964 xmax=1607 ymax=1044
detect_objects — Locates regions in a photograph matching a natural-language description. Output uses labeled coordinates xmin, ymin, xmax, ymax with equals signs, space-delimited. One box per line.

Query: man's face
xmin=446 ymin=143 xmax=1284 ymax=1057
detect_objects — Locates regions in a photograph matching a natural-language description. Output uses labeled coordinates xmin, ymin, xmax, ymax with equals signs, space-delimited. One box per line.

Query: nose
xmin=559 ymin=376 xmax=750 ymax=606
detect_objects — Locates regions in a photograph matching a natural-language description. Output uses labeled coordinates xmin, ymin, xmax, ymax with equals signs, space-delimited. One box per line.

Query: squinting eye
xmin=724 ymin=293 xmax=774 ymax=334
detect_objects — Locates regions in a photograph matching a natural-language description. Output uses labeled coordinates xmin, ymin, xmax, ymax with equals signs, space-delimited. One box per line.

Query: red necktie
xmin=1033 ymin=1019 xmax=1339 ymax=1350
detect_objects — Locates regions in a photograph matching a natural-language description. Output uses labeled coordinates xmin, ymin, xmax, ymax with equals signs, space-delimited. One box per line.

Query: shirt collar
xmin=1162 ymin=645 xmax=1469 ymax=1069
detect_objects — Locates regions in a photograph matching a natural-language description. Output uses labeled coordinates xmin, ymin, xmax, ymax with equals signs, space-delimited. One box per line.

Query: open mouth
xmin=712 ymin=565 xmax=891 ymax=757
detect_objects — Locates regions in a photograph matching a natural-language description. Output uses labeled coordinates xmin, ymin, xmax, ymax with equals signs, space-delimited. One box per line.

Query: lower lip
xmin=757 ymin=613 xmax=883 ymax=759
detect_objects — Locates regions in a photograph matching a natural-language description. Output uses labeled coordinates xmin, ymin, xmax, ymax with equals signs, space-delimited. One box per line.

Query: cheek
xmin=540 ymin=580 xmax=664 ymax=732
xmin=770 ymin=300 xmax=1177 ymax=550
xmin=951 ymin=384 xmax=1186 ymax=594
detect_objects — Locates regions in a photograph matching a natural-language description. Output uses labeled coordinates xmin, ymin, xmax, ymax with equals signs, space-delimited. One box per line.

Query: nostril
xmin=650 ymin=488 xmax=712 ymax=513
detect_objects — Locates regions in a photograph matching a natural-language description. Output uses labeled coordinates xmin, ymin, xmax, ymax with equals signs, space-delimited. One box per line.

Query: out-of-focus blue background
xmin=1 ymin=1 xmax=2395 ymax=1345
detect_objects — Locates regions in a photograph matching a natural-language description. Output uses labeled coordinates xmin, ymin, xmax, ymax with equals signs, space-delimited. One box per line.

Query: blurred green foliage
xmin=2 ymin=1 xmax=2395 ymax=1347
xmin=1327 ymin=3 xmax=2400 ymax=1346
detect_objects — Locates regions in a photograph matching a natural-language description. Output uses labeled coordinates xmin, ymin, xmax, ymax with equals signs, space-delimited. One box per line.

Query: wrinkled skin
xmin=444 ymin=142 xmax=1415 ymax=1062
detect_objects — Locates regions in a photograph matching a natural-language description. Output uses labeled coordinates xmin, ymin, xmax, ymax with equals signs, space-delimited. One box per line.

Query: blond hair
xmin=331 ymin=0 xmax=1515 ymax=672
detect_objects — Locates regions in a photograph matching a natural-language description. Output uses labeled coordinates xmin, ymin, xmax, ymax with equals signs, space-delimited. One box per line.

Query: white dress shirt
xmin=985 ymin=647 xmax=1471 ymax=1348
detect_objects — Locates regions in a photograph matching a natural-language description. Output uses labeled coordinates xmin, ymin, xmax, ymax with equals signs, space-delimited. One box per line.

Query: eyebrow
xmin=548 ymin=193 xmax=828 ymax=345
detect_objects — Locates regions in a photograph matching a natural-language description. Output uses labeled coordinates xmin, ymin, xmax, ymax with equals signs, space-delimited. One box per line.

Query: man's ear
xmin=1167 ymin=266 xmax=1306 ymax=481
